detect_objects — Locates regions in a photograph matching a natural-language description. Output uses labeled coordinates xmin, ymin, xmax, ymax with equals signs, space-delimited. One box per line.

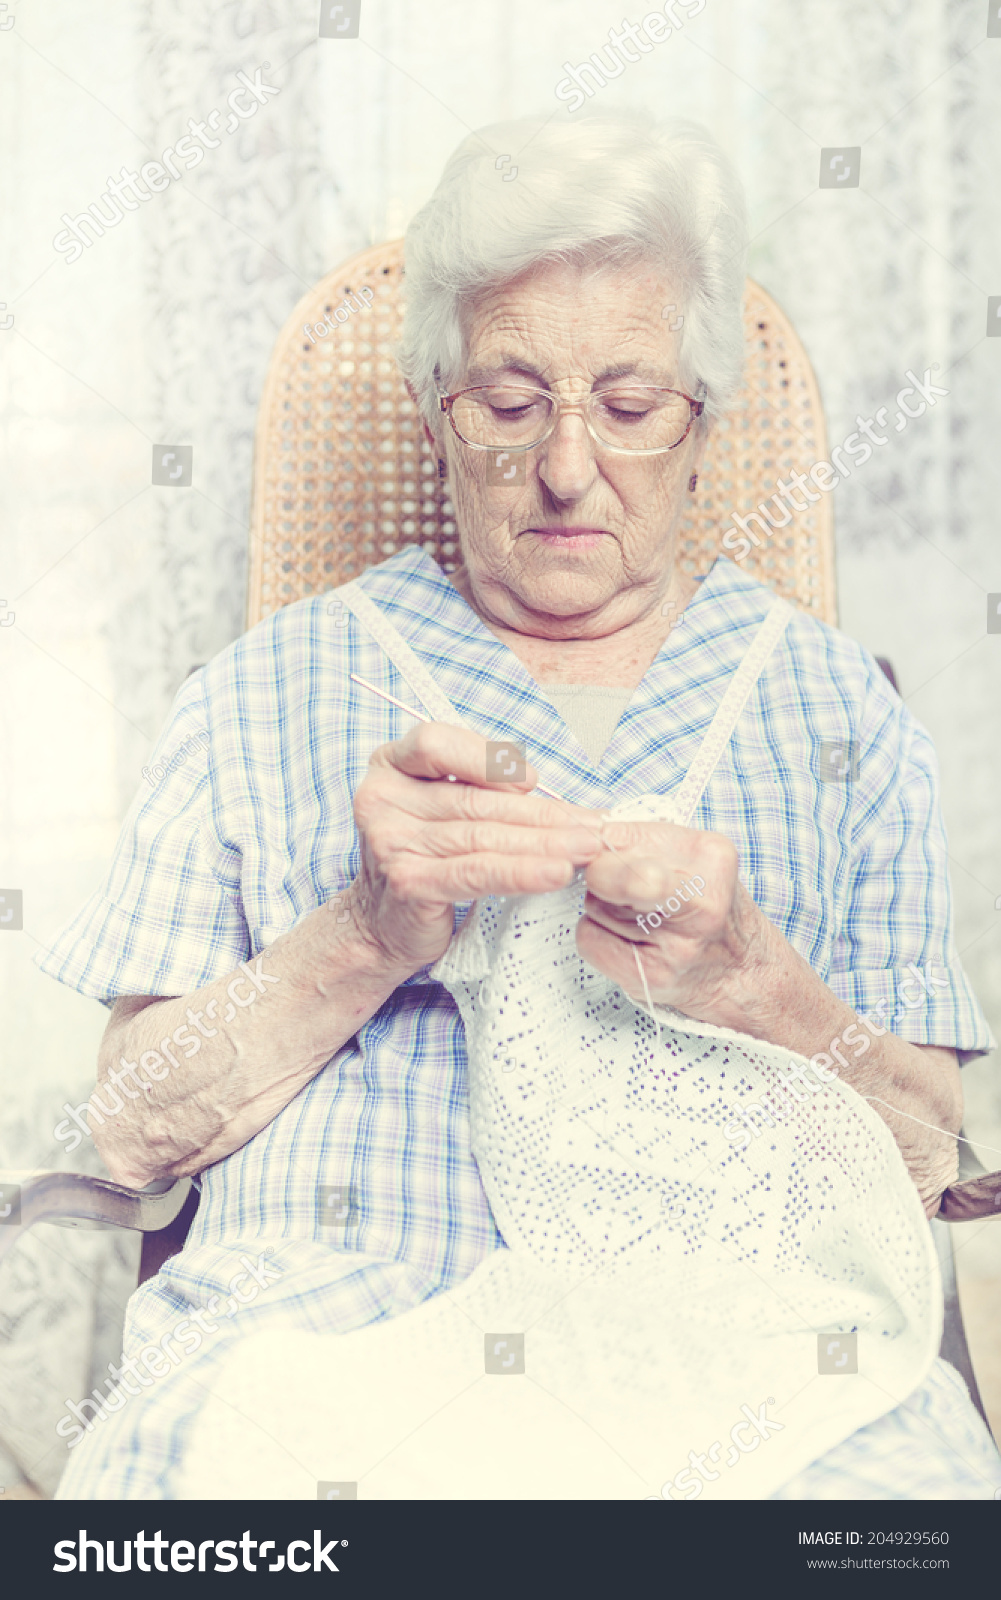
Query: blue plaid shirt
xmin=37 ymin=548 xmax=994 ymax=1352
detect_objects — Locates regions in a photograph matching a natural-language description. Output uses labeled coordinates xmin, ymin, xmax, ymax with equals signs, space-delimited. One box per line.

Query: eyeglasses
xmin=438 ymin=383 xmax=704 ymax=456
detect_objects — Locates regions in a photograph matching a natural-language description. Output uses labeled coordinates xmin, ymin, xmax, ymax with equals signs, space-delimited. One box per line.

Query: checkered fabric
xmin=38 ymin=548 xmax=994 ymax=1499
xmin=771 ymin=1358 xmax=1001 ymax=1500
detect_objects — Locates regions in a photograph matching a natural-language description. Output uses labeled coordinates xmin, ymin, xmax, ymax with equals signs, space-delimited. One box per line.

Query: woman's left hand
xmin=576 ymin=819 xmax=771 ymax=1031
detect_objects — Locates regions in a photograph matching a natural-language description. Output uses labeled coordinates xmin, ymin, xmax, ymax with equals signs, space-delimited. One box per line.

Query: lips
xmin=526 ymin=526 xmax=609 ymax=548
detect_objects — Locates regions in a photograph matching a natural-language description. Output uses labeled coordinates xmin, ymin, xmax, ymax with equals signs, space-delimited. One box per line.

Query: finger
xmin=371 ymin=722 xmax=541 ymax=793
xmin=585 ymin=851 xmax=708 ymax=911
xmin=406 ymin=819 xmax=605 ymax=864
xmin=581 ymin=895 xmax=656 ymax=941
xmin=363 ymin=760 xmax=607 ymax=832
xmin=576 ymin=915 xmax=653 ymax=998
xmin=596 ymin=820 xmax=695 ymax=854
xmin=386 ymin=851 xmax=580 ymax=901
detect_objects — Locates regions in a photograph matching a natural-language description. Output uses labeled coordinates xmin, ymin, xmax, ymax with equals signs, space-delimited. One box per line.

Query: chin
xmin=515 ymin=567 xmax=615 ymax=618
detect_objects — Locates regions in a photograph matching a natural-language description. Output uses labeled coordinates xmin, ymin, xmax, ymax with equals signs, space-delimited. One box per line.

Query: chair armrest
xmin=0 ymin=1170 xmax=193 ymax=1264
xmin=938 ymin=1130 xmax=999 ymax=1222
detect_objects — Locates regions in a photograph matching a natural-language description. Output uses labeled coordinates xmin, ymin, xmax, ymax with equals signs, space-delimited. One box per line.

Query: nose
xmin=536 ymin=412 xmax=598 ymax=503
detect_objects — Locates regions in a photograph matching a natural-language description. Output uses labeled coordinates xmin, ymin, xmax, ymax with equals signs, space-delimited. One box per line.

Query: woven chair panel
xmin=247 ymin=240 xmax=836 ymax=629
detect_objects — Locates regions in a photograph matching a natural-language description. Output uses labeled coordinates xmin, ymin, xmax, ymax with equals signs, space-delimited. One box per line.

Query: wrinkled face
xmin=438 ymin=257 xmax=706 ymax=638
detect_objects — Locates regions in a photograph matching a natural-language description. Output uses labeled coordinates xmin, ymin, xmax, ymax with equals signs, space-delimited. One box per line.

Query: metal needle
xmin=349 ymin=672 xmax=566 ymax=800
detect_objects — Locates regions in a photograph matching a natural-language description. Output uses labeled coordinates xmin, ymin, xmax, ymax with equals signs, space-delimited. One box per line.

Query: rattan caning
xmin=246 ymin=239 xmax=836 ymax=630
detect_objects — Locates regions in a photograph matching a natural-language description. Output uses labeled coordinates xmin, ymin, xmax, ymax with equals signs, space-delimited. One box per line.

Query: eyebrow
xmin=463 ymin=355 xmax=676 ymax=388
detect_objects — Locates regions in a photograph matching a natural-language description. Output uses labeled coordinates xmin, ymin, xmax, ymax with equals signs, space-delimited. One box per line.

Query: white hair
xmin=398 ymin=110 xmax=749 ymax=438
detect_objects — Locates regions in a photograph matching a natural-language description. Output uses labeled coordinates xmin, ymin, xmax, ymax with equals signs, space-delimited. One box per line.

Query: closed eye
xmin=599 ymin=401 xmax=654 ymax=419
xmin=489 ymin=400 xmax=538 ymax=417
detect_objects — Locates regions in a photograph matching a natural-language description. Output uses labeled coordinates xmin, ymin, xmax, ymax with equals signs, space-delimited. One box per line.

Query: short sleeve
xmin=827 ymin=668 xmax=994 ymax=1067
xmin=34 ymin=670 xmax=250 ymax=1004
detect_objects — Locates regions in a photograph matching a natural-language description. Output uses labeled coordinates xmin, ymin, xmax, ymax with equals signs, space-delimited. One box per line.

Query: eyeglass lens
xmin=449 ymin=386 xmax=692 ymax=451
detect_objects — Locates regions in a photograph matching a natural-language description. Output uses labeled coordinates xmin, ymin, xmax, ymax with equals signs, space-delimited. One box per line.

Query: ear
xmin=688 ymin=415 xmax=712 ymax=475
xmin=404 ymin=378 xmax=438 ymax=452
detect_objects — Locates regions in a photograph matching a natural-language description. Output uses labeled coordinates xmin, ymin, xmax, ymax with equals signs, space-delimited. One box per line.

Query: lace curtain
xmin=1 ymin=0 xmax=999 ymax=1493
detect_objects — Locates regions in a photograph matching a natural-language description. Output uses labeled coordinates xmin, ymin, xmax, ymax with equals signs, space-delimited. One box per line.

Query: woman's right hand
xmin=343 ymin=722 xmax=606 ymax=977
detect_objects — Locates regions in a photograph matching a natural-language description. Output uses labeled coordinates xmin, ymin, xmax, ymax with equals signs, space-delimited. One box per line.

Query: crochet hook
xmin=349 ymin=673 xmax=565 ymax=801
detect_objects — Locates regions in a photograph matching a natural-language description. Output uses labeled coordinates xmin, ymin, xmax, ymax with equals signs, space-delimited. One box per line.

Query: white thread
xmin=631 ymin=943 xmax=662 ymax=1050
xmin=863 ymin=1096 xmax=1001 ymax=1162
xmin=349 ymin=674 xmax=564 ymax=800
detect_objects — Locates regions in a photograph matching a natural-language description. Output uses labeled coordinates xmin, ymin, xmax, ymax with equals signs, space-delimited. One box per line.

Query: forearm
xmin=93 ymin=895 xmax=409 ymax=1187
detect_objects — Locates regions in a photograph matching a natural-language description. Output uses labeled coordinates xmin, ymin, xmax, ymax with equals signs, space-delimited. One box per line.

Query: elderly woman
xmin=40 ymin=111 xmax=999 ymax=1502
